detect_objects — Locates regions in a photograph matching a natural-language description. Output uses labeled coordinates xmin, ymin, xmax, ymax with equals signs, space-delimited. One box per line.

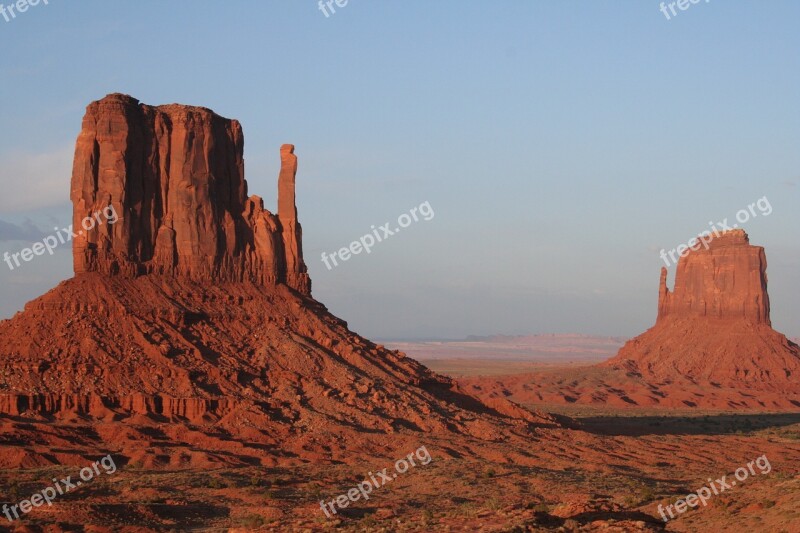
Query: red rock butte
xmin=657 ymin=229 xmax=770 ymax=325
xmin=459 ymin=230 xmax=800 ymax=410
xmin=71 ymin=93 xmax=310 ymax=294
xmin=0 ymin=94 xmax=555 ymax=469
xmin=607 ymin=229 xmax=800 ymax=384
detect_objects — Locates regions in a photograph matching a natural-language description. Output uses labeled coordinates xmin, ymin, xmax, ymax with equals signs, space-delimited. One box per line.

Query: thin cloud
xmin=0 ymin=219 xmax=47 ymax=242
xmin=0 ymin=146 xmax=73 ymax=212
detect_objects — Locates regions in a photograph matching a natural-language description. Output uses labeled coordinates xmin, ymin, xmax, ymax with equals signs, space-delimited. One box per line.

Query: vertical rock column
xmin=278 ymin=144 xmax=311 ymax=295
xmin=657 ymin=267 xmax=671 ymax=321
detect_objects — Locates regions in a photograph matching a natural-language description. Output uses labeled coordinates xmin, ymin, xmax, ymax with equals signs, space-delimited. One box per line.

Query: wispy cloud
xmin=0 ymin=146 xmax=73 ymax=212
xmin=0 ymin=219 xmax=47 ymax=242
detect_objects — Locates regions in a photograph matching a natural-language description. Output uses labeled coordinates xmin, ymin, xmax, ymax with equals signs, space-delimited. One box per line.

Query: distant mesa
xmin=607 ymin=229 xmax=800 ymax=384
xmin=657 ymin=229 xmax=769 ymax=325
xmin=458 ymin=229 xmax=800 ymax=411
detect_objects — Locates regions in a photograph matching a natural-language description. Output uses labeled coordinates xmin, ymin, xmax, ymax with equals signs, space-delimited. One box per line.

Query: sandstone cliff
xmin=657 ymin=229 xmax=770 ymax=324
xmin=71 ymin=93 xmax=310 ymax=294
xmin=0 ymin=94 xmax=554 ymax=469
xmin=608 ymin=230 xmax=800 ymax=384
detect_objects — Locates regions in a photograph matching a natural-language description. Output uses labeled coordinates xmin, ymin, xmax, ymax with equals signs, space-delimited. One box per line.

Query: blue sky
xmin=1 ymin=1 xmax=798 ymax=339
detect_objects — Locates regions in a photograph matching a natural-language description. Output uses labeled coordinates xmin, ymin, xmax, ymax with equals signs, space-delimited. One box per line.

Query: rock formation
xmin=657 ymin=229 xmax=770 ymax=324
xmin=608 ymin=230 xmax=800 ymax=385
xmin=459 ymin=230 xmax=800 ymax=411
xmin=71 ymin=93 xmax=310 ymax=294
xmin=277 ymin=144 xmax=311 ymax=294
xmin=0 ymin=94 xmax=555 ymax=469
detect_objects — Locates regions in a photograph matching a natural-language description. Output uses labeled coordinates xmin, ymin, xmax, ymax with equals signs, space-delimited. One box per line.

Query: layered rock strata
xmin=657 ymin=229 xmax=769 ymax=324
xmin=71 ymin=93 xmax=310 ymax=294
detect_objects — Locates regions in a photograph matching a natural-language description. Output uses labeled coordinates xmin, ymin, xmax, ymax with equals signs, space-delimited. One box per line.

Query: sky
xmin=0 ymin=1 xmax=798 ymax=340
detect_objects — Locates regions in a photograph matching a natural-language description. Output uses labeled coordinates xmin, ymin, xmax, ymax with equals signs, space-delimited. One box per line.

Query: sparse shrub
xmin=360 ymin=515 xmax=378 ymax=528
xmin=250 ymin=476 xmax=270 ymax=488
xmin=307 ymin=485 xmax=324 ymax=500
xmin=531 ymin=502 xmax=550 ymax=513
xmin=486 ymin=497 xmax=502 ymax=510
xmin=4 ymin=481 xmax=21 ymax=501
xmin=207 ymin=477 xmax=225 ymax=489
xmin=639 ymin=486 xmax=656 ymax=503
xmin=237 ymin=514 xmax=265 ymax=528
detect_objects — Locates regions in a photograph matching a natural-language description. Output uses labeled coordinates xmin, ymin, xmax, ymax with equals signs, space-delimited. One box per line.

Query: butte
xmin=0 ymin=94 xmax=557 ymax=469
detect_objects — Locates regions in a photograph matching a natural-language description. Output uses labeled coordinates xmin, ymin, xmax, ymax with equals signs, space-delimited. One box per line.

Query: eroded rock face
xmin=0 ymin=94 xmax=562 ymax=469
xmin=71 ymin=93 xmax=310 ymax=294
xmin=606 ymin=230 xmax=800 ymax=384
xmin=657 ymin=229 xmax=770 ymax=325
xmin=278 ymin=144 xmax=311 ymax=294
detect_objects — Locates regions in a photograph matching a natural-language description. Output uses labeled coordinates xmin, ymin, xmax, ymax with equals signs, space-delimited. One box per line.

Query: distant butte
xmin=607 ymin=229 xmax=800 ymax=384
xmin=459 ymin=229 xmax=800 ymax=410
xmin=657 ymin=229 xmax=769 ymax=324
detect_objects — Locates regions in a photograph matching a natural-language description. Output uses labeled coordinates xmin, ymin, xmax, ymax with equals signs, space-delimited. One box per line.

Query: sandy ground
xmin=1 ymin=408 xmax=798 ymax=532
xmin=2 ymin=335 xmax=798 ymax=531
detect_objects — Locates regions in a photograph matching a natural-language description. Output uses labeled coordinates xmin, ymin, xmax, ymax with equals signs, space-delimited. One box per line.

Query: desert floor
xmin=2 ymin=337 xmax=799 ymax=532
xmin=2 ymin=394 xmax=798 ymax=531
